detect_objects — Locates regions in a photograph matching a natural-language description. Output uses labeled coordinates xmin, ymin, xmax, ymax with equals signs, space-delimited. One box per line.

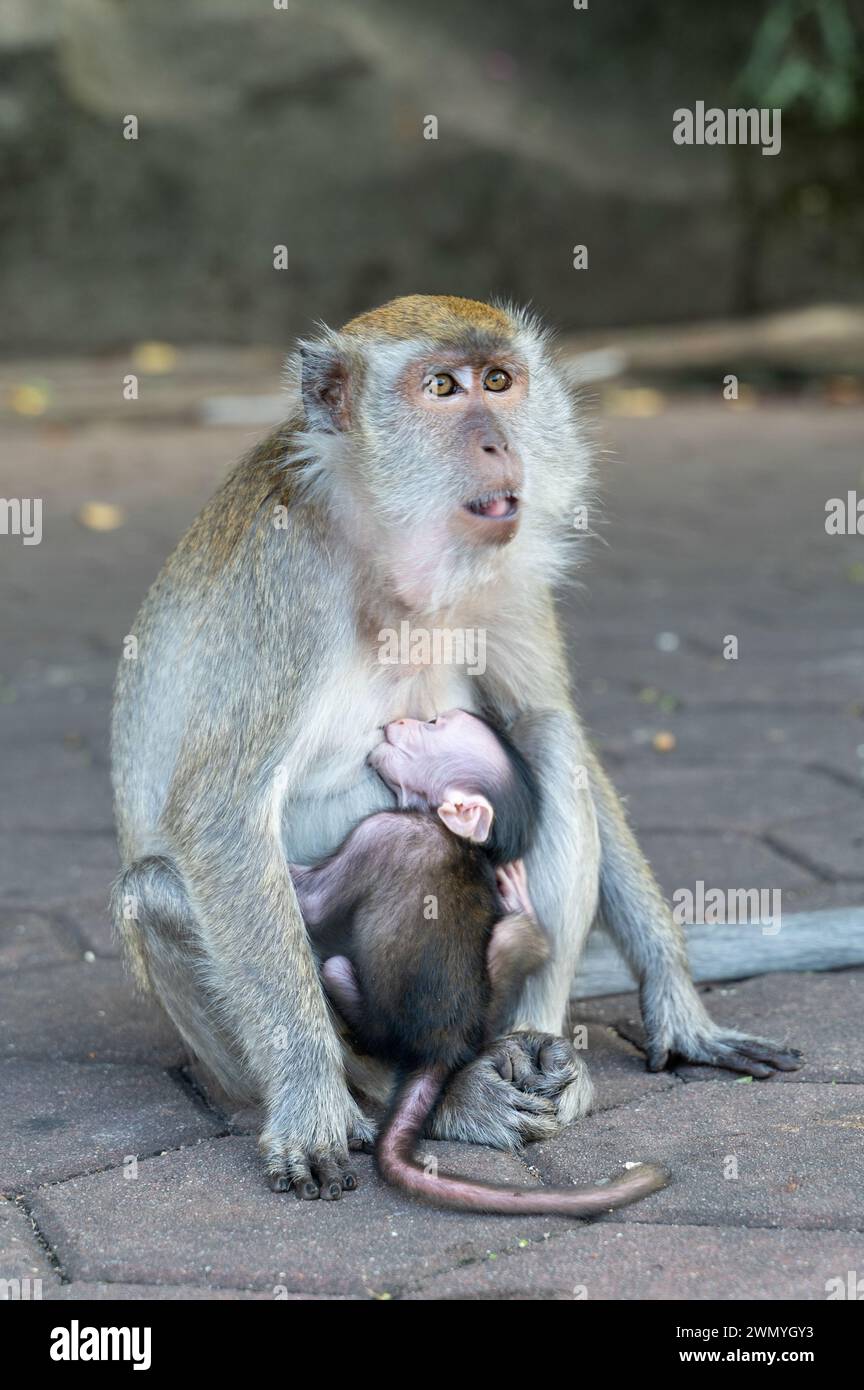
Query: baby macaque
xmin=290 ymin=710 xmax=668 ymax=1215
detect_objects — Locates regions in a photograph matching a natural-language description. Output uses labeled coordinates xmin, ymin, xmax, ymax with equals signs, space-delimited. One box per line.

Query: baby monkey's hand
xmin=496 ymin=860 xmax=535 ymax=919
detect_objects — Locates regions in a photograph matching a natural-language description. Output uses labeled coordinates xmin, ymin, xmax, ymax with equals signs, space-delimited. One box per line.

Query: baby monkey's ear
xmin=437 ymin=791 xmax=494 ymax=844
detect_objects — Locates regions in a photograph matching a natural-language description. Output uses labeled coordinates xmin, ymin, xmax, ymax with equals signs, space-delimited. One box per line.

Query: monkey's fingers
xmin=494 ymin=1078 xmax=561 ymax=1145
xmin=495 ymin=866 xmax=521 ymax=915
xmin=268 ymin=1147 xmax=358 ymax=1200
xmin=506 ymin=1088 xmax=560 ymax=1145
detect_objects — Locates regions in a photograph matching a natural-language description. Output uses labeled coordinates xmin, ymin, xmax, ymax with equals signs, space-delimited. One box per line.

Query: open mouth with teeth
xmin=464 ymin=490 xmax=520 ymax=521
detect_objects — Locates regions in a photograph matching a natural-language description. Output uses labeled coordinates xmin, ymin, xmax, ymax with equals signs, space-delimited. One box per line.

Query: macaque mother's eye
xmin=483 ymin=368 xmax=512 ymax=392
xmin=427 ymin=373 xmax=459 ymax=397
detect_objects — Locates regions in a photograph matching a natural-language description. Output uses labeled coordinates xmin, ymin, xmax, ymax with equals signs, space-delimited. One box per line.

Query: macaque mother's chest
xmin=280 ymin=659 xmax=479 ymax=865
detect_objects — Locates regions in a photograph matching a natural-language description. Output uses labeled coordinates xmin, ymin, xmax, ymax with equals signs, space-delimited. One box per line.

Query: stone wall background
xmin=2 ymin=0 xmax=863 ymax=354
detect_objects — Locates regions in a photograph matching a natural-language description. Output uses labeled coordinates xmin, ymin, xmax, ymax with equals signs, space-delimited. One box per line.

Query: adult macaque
xmin=112 ymin=295 xmax=800 ymax=1196
xmin=292 ymin=708 xmax=668 ymax=1212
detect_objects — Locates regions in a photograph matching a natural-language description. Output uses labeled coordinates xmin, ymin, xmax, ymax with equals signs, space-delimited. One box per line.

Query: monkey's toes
xmin=715 ymin=1035 xmax=803 ymax=1076
xmin=267 ymin=1148 xmax=358 ymax=1200
xmin=494 ymin=1031 xmax=581 ymax=1097
xmin=656 ymin=1030 xmax=803 ymax=1079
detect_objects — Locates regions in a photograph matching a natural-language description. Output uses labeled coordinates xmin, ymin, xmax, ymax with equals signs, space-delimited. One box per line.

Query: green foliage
xmin=737 ymin=0 xmax=861 ymax=127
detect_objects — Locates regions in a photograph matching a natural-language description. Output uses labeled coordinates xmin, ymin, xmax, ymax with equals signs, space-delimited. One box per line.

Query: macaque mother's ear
xmin=299 ymin=341 xmax=352 ymax=433
xmin=437 ymin=792 xmax=494 ymax=844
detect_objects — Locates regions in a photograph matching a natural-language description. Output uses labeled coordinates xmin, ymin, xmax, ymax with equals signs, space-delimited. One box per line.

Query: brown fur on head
xmin=342 ymin=294 xmax=512 ymax=342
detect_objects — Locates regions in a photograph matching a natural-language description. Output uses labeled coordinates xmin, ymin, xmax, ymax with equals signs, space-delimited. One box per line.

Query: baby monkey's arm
xmin=485 ymin=860 xmax=548 ymax=1044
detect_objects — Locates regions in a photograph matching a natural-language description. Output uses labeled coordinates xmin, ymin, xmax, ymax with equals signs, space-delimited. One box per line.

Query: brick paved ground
xmin=1 ymin=375 xmax=863 ymax=1299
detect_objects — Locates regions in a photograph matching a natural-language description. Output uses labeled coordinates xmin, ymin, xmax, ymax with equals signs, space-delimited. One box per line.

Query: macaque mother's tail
xmin=376 ymin=1068 xmax=669 ymax=1216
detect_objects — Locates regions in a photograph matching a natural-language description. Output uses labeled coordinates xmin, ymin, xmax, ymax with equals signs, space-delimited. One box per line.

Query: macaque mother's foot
xmin=430 ymin=1030 xmax=592 ymax=1149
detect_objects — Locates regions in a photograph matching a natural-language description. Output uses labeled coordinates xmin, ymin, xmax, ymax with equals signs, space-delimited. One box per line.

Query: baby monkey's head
xmin=368 ymin=709 xmax=540 ymax=864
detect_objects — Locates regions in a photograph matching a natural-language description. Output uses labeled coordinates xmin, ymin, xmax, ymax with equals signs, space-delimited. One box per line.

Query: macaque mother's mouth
xmin=464 ymin=492 xmax=519 ymax=521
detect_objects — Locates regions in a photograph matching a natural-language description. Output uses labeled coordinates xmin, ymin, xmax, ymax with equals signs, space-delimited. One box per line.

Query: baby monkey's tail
xmin=375 ymin=1067 xmax=669 ymax=1216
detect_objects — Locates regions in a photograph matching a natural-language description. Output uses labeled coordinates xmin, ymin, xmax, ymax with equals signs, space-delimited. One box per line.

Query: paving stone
xmin=0 ymin=1198 xmax=58 ymax=1289
xmin=769 ymin=817 xmax=864 ymax=882
xmin=569 ymin=640 xmax=864 ymax=709
xmin=0 ymin=829 xmax=119 ymax=907
xmin=404 ymin=1223 xmax=864 ymax=1300
xmin=768 ymin=879 xmax=864 ymax=915
xmin=0 ymin=908 xmax=76 ymax=972
xmin=581 ymin=624 xmax=864 ymax=664
xmin=613 ymin=763 xmax=864 ymax=835
xmin=0 ymin=959 xmax=185 ymax=1066
xmin=0 ymin=1059 xmax=223 ymax=1193
xmin=0 ymin=684 xmax=112 ymax=748
xmin=529 ymin=1084 xmax=864 ymax=1230
xmin=575 ymin=988 xmax=642 ymax=1028
xmin=637 ymin=830 xmax=816 ymax=901
xmin=580 ymin=970 xmax=864 ymax=1085
xmin=30 ymin=1136 xmax=573 ymax=1295
xmin=571 ymin=1023 xmax=678 ymax=1112
xmin=0 ymin=741 xmax=112 ymax=834
xmin=54 ymin=896 xmax=118 ymax=957
xmin=588 ymin=705 xmax=864 ymax=780
xmin=45 ymin=1284 xmax=357 ymax=1300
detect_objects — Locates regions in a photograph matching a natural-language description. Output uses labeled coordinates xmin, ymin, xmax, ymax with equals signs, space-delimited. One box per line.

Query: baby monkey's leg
xmin=321 ymin=955 xmax=364 ymax=1034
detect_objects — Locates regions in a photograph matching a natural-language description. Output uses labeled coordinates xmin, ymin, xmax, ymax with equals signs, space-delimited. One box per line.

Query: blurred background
xmin=2 ymin=0 xmax=863 ymax=364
